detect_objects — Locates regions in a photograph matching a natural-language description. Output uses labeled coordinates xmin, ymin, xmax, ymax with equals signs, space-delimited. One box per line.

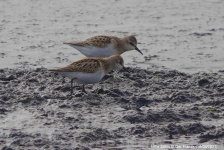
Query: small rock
xmin=6 ymin=75 xmax=16 ymax=81
xmin=97 ymin=88 xmax=104 ymax=94
xmin=198 ymin=79 xmax=209 ymax=87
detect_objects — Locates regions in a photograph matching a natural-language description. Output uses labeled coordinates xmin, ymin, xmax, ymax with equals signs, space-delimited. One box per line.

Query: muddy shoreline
xmin=1 ymin=67 xmax=224 ymax=149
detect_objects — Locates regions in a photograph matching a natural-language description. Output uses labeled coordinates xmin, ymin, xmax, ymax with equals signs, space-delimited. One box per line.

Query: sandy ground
xmin=1 ymin=0 xmax=224 ymax=149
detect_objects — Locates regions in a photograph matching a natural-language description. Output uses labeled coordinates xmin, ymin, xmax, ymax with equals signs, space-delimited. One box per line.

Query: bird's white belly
xmin=72 ymin=45 xmax=117 ymax=57
xmin=58 ymin=71 xmax=105 ymax=84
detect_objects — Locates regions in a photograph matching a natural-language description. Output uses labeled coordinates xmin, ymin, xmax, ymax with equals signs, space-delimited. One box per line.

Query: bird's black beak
xmin=123 ymin=66 xmax=130 ymax=73
xmin=130 ymin=42 xmax=143 ymax=55
xmin=134 ymin=46 xmax=143 ymax=55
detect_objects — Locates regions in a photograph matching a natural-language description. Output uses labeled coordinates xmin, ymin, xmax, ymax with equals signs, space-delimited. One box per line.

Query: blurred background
xmin=0 ymin=0 xmax=224 ymax=73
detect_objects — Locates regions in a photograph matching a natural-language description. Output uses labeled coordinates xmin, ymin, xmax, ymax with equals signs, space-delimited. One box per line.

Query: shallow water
xmin=1 ymin=0 xmax=224 ymax=73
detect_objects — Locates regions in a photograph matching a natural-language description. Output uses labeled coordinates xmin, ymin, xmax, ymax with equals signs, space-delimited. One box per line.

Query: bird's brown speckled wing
xmin=54 ymin=58 xmax=102 ymax=73
xmin=66 ymin=36 xmax=119 ymax=48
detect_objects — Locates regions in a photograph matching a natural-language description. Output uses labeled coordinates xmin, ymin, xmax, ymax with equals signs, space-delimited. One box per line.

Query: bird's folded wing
xmin=64 ymin=36 xmax=114 ymax=48
xmin=51 ymin=59 xmax=102 ymax=73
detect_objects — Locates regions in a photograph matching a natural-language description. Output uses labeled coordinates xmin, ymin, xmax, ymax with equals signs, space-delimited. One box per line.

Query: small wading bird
xmin=49 ymin=55 xmax=129 ymax=94
xmin=63 ymin=35 xmax=143 ymax=57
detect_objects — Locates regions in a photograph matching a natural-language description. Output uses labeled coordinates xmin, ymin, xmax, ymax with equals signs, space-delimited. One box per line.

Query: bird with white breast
xmin=49 ymin=54 xmax=128 ymax=94
xmin=63 ymin=35 xmax=143 ymax=57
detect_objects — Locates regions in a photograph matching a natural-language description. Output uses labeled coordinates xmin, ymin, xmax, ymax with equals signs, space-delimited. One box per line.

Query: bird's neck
xmin=100 ymin=57 xmax=118 ymax=74
xmin=115 ymin=37 xmax=128 ymax=54
xmin=99 ymin=58 xmax=112 ymax=75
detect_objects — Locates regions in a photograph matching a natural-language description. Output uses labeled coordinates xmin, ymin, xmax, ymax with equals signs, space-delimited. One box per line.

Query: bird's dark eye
xmin=129 ymin=42 xmax=134 ymax=46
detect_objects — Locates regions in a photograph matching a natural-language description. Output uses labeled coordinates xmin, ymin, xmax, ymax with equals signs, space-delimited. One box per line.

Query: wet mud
xmin=1 ymin=67 xmax=224 ymax=149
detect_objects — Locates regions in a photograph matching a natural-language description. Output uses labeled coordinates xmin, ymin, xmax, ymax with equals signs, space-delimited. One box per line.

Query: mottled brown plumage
xmin=50 ymin=54 xmax=125 ymax=73
xmin=51 ymin=57 xmax=111 ymax=74
xmin=81 ymin=36 xmax=115 ymax=48
xmin=65 ymin=35 xmax=120 ymax=48
xmin=55 ymin=59 xmax=101 ymax=73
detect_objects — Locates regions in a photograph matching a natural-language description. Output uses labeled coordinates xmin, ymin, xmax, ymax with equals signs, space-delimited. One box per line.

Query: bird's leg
xmin=70 ymin=79 xmax=74 ymax=94
xmin=82 ymin=84 xmax=87 ymax=94
xmin=113 ymin=71 xmax=122 ymax=81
